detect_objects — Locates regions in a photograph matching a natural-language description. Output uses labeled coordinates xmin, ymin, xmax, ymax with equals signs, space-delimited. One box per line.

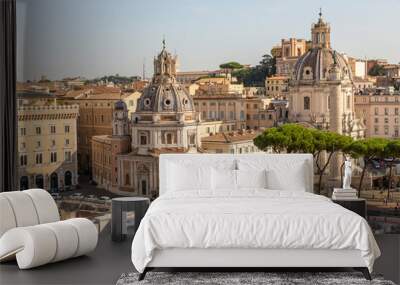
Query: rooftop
xmin=201 ymin=130 xmax=259 ymax=143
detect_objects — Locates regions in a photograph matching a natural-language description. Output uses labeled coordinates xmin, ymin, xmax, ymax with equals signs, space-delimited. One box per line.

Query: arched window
xmin=304 ymin=97 xmax=310 ymax=110
xmin=35 ymin=175 xmax=44 ymax=189
xmin=64 ymin=171 xmax=72 ymax=187
xmin=50 ymin=172 xmax=58 ymax=192
xmin=20 ymin=176 xmax=29 ymax=190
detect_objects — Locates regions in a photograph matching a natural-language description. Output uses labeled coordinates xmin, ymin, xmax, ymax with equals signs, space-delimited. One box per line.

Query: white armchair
xmin=0 ymin=189 xmax=98 ymax=269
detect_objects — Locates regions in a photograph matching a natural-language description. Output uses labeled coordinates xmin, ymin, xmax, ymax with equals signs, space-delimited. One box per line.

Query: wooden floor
xmin=1 ymin=226 xmax=398 ymax=285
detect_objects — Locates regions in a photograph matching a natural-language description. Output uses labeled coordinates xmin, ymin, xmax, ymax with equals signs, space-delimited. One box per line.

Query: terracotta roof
xmin=148 ymin=147 xmax=188 ymax=157
xmin=201 ymin=131 xmax=259 ymax=143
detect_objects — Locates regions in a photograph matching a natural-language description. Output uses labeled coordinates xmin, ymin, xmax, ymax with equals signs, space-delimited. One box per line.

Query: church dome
xmin=292 ymin=48 xmax=352 ymax=82
xmin=114 ymin=100 xmax=127 ymax=110
xmin=137 ymin=42 xmax=195 ymax=114
xmin=138 ymin=82 xmax=194 ymax=113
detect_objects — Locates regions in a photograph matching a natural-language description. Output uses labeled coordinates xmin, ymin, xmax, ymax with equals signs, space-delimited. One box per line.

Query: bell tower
xmin=153 ymin=39 xmax=177 ymax=84
xmin=113 ymin=100 xmax=129 ymax=136
xmin=311 ymin=9 xmax=331 ymax=49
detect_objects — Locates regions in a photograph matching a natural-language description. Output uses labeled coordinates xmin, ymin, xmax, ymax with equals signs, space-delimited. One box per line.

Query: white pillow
xmin=167 ymin=163 xmax=212 ymax=191
xmin=212 ymin=168 xmax=237 ymax=190
xmin=266 ymin=161 xmax=308 ymax=191
xmin=236 ymin=169 xmax=267 ymax=189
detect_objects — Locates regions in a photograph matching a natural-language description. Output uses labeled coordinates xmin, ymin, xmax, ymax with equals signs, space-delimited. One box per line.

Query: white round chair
xmin=0 ymin=189 xmax=98 ymax=269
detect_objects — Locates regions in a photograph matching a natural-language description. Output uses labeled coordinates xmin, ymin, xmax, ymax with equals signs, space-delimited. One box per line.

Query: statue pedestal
xmin=332 ymin=188 xmax=357 ymax=200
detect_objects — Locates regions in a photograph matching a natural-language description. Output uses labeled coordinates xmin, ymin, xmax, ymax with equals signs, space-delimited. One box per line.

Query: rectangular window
xmin=51 ymin=152 xmax=57 ymax=163
xmin=374 ymin=126 xmax=379 ymax=134
xmin=36 ymin=153 xmax=43 ymax=164
xmin=52 ymin=140 xmax=56 ymax=147
xmin=384 ymin=126 xmax=389 ymax=135
xmin=37 ymin=141 xmax=41 ymax=148
xmin=384 ymin=118 xmax=389 ymax=124
xmin=65 ymin=139 xmax=70 ymax=145
xmin=50 ymin=125 xmax=56 ymax=134
xmin=374 ymin=118 xmax=379 ymax=123
xmin=140 ymin=135 xmax=147 ymax=145
xmin=36 ymin=127 xmax=41 ymax=135
xmin=374 ymin=107 xmax=379 ymax=115
xmin=65 ymin=125 xmax=70 ymax=133
xmin=395 ymin=108 xmax=399 ymax=116
xmin=20 ymin=154 xmax=27 ymax=166
xmin=65 ymin=151 xmax=72 ymax=162
xmin=384 ymin=108 xmax=389 ymax=116
xmin=20 ymin=128 xmax=26 ymax=136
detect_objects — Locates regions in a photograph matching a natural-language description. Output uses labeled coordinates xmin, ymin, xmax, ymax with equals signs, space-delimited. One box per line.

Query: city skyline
xmin=17 ymin=0 xmax=400 ymax=81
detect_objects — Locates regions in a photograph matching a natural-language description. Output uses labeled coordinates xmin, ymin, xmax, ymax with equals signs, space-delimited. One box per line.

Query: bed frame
xmin=138 ymin=154 xmax=372 ymax=281
xmin=139 ymin=248 xmax=371 ymax=280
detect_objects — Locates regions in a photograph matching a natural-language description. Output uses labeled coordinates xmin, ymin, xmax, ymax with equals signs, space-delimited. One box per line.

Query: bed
xmin=131 ymin=154 xmax=380 ymax=280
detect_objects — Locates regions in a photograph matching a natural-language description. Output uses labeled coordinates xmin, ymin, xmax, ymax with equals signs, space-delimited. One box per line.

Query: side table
xmin=111 ymin=197 xmax=150 ymax=242
xmin=332 ymin=198 xmax=367 ymax=219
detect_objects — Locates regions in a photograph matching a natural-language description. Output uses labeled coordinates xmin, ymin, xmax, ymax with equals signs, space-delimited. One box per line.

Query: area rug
xmin=116 ymin=271 xmax=396 ymax=285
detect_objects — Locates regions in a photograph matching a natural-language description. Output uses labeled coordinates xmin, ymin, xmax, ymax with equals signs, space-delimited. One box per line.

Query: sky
xmin=16 ymin=0 xmax=400 ymax=82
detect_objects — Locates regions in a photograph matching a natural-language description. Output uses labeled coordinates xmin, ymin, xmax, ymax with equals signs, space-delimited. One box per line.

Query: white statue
xmin=342 ymin=156 xmax=352 ymax=189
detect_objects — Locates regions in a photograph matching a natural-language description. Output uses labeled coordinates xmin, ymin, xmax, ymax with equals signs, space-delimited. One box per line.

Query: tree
xmin=310 ymin=130 xmax=353 ymax=194
xmin=233 ymin=53 xmax=276 ymax=86
xmin=368 ymin=64 xmax=386 ymax=76
xmin=254 ymin=124 xmax=352 ymax=194
xmin=349 ymin=138 xmax=388 ymax=196
xmin=383 ymin=140 xmax=400 ymax=203
xmin=253 ymin=124 xmax=313 ymax=154
xmin=219 ymin=62 xmax=243 ymax=70
xmin=219 ymin=62 xmax=243 ymax=78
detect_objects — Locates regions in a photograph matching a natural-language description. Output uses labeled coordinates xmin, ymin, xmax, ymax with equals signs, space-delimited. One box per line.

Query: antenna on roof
xmin=142 ymin=58 xmax=146 ymax=81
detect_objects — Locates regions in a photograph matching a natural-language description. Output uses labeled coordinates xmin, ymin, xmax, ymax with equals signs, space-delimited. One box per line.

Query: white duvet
xmin=131 ymin=190 xmax=380 ymax=273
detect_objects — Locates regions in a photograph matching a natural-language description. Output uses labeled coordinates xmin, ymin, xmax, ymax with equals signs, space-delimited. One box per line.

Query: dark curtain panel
xmin=0 ymin=0 xmax=17 ymax=192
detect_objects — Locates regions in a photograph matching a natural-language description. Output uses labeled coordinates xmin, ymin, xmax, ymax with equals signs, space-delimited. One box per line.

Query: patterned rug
xmin=116 ymin=271 xmax=396 ymax=285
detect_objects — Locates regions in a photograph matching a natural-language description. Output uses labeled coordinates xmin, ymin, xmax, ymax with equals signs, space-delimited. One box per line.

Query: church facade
xmin=288 ymin=12 xmax=365 ymax=180
xmin=93 ymin=44 xmax=202 ymax=198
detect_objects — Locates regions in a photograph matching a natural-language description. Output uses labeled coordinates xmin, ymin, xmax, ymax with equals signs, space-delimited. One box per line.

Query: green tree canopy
xmin=233 ymin=54 xmax=276 ymax=86
xmin=368 ymin=64 xmax=386 ymax=76
xmin=254 ymin=124 xmax=354 ymax=194
xmin=219 ymin=62 xmax=243 ymax=70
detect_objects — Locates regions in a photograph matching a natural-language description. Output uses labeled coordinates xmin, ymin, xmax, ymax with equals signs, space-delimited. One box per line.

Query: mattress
xmin=131 ymin=189 xmax=380 ymax=273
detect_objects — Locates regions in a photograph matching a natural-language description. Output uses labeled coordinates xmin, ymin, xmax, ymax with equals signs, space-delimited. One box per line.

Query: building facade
xmin=201 ymin=130 xmax=260 ymax=154
xmin=60 ymin=87 xmax=125 ymax=175
xmin=265 ymin=75 xmax=289 ymax=98
xmin=274 ymin=38 xmax=310 ymax=76
xmin=17 ymin=97 xmax=79 ymax=192
xmin=354 ymin=88 xmax=400 ymax=138
xmin=91 ymin=101 xmax=131 ymax=191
